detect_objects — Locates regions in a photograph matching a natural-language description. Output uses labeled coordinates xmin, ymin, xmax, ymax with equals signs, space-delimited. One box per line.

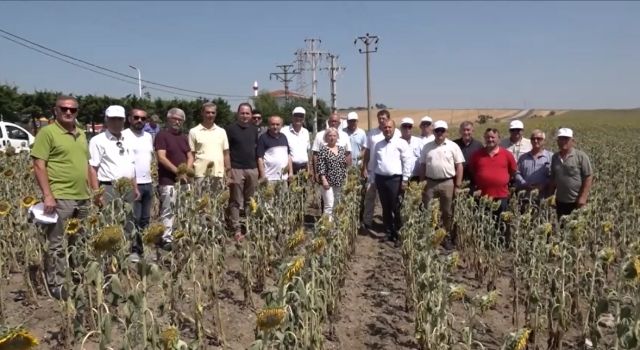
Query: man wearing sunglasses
xmin=418 ymin=120 xmax=465 ymax=249
xmin=500 ymin=120 xmax=532 ymax=161
xmin=123 ymin=107 xmax=153 ymax=261
xmin=252 ymin=109 xmax=267 ymax=137
xmin=418 ymin=115 xmax=435 ymax=147
xmin=32 ymin=95 xmax=91 ymax=300
xmin=89 ymin=105 xmax=140 ymax=260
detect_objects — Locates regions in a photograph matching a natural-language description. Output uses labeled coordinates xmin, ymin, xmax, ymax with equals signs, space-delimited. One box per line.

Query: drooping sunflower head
xmin=92 ymin=225 xmax=124 ymax=253
xmin=159 ymin=326 xmax=179 ymax=350
xmin=601 ymin=221 xmax=613 ymax=234
xmin=217 ymin=190 xmax=230 ymax=207
xmin=114 ymin=177 xmax=134 ymax=195
xmin=286 ymin=227 xmax=306 ymax=251
xmin=3 ymin=168 xmax=14 ymax=178
xmin=309 ymin=237 xmax=326 ymax=255
xmin=249 ymin=197 xmax=258 ymax=215
xmin=539 ymin=222 xmax=553 ymax=236
xmin=256 ymin=306 xmax=286 ymax=331
xmin=448 ymin=285 xmax=466 ymax=301
xmin=143 ymin=222 xmax=166 ymax=245
xmin=0 ymin=201 xmax=11 ymax=217
xmin=195 ymin=196 xmax=209 ymax=212
xmin=0 ymin=327 xmax=39 ymax=349
xmin=282 ymin=257 xmax=305 ymax=284
xmin=500 ymin=211 xmax=514 ymax=224
xmin=511 ymin=328 xmax=531 ymax=350
xmin=597 ymin=247 xmax=616 ymax=265
xmin=20 ymin=196 xmax=38 ymax=208
xmin=431 ymin=228 xmax=447 ymax=247
xmin=176 ymin=163 xmax=188 ymax=176
xmin=64 ymin=218 xmax=82 ymax=236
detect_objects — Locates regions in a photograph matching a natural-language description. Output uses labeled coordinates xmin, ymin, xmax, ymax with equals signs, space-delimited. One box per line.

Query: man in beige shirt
xmin=189 ymin=102 xmax=230 ymax=193
xmin=419 ymin=120 xmax=464 ymax=248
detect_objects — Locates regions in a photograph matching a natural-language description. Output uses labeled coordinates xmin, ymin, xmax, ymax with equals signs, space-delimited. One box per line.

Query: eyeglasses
xmin=434 ymin=128 xmax=446 ymax=133
xmin=420 ymin=122 xmax=432 ymax=127
xmin=401 ymin=125 xmax=413 ymax=129
xmin=531 ymin=137 xmax=544 ymax=141
xmin=58 ymin=107 xmax=78 ymax=114
xmin=132 ymin=115 xmax=147 ymax=121
xmin=252 ymin=116 xmax=262 ymax=120
xmin=509 ymin=129 xmax=523 ymax=132
xmin=116 ymin=141 xmax=125 ymax=155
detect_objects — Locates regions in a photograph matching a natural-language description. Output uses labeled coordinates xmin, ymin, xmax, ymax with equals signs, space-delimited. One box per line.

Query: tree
xmin=253 ymin=92 xmax=283 ymax=123
xmin=477 ymin=114 xmax=494 ymax=124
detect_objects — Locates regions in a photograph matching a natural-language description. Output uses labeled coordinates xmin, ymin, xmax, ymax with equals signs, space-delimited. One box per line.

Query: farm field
xmin=0 ymin=109 xmax=639 ymax=349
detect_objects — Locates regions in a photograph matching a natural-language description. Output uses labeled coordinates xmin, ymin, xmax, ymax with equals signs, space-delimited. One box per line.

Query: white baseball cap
xmin=292 ymin=106 xmax=306 ymax=115
xmin=509 ymin=120 xmax=524 ymax=130
xmin=400 ymin=117 xmax=414 ymax=126
xmin=557 ymin=128 xmax=574 ymax=138
xmin=105 ymin=105 xmax=126 ymax=118
xmin=420 ymin=116 xmax=433 ymax=124
xmin=433 ymin=120 xmax=448 ymax=130
xmin=347 ymin=112 xmax=359 ymax=121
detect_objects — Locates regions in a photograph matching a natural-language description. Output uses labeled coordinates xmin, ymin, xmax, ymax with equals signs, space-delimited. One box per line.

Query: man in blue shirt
xmin=515 ymin=129 xmax=553 ymax=204
xmin=342 ymin=112 xmax=366 ymax=167
xmin=143 ymin=114 xmax=162 ymax=140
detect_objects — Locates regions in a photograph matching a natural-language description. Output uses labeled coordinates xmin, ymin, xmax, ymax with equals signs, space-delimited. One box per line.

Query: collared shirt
xmin=419 ymin=134 xmax=435 ymax=149
xmin=500 ymin=137 xmax=532 ymax=161
xmin=282 ymin=125 xmax=310 ymax=164
xmin=122 ymin=128 xmax=154 ymax=184
xmin=257 ymin=131 xmax=290 ymax=181
xmin=401 ymin=136 xmax=424 ymax=176
xmin=89 ymin=130 xmax=136 ymax=182
xmin=342 ymin=127 xmax=367 ymax=166
xmin=420 ymin=138 xmax=465 ymax=180
xmin=515 ymin=149 xmax=553 ymax=193
xmin=154 ymin=129 xmax=190 ymax=186
xmin=469 ymin=147 xmax=517 ymax=199
xmin=31 ymin=121 xmax=90 ymax=200
xmin=312 ymin=129 xmax=352 ymax=153
xmin=372 ymin=137 xmax=412 ymax=181
xmin=188 ymin=123 xmax=229 ymax=178
xmin=551 ymin=148 xmax=592 ymax=203
xmin=364 ymin=127 xmax=401 ymax=169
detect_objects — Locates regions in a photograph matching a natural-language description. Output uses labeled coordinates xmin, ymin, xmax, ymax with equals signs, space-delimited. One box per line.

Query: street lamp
xmin=129 ymin=65 xmax=142 ymax=98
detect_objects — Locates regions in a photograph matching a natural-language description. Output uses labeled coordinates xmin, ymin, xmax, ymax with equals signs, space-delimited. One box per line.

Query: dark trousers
xmin=292 ymin=162 xmax=308 ymax=175
xmin=133 ymin=183 xmax=153 ymax=231
xmin=556 ymin=201 xmax=577 ymax=218
xmin=375 ymin=174 xmax=403 ymax=237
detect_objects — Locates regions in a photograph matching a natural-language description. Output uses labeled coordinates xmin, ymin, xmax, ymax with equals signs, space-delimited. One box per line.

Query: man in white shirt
xmin=257 ymin=116 xmax=293 ymax=182
xmin=399 ymin=117 xmax=423 ymax=181
xmin=122 ymin=107 xmax=153 ymax=258
xmin=311 ymin=113 xmax=352 ymax=181
xmin=360 ymin=109 xmax=401 ymax=230
xmin=89 ymin=105 xmax=140 ymax=261
xmin=188 ymin=102 xmax=230 ymax=193
xmin=372 ymin=119 xmax=411 ymax=245
xmin=500 ymin=120 xmax=532 ymax=161
xmin=282 ymin=106 xmax=311 ymax=175
xmin=418 ymin=115 xmax=435 ymax=147
xmin=418 ymin=120 xmax=464 ymax=248
xmin=342 ymin=111 xmax=366 ymax=167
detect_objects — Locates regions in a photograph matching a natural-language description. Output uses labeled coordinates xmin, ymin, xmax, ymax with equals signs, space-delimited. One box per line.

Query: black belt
xmin=99 ymin=181 xmax=113 ymax=186
xmin=426 ymin=177 xmax=453 ymax=182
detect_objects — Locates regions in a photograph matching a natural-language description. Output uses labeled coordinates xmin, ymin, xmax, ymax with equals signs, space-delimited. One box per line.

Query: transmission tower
xmin=269 ymin=64 xmax=300 ymax=103
xmin=295 ymin=38 xmax=327 ymax=134
xmin=355 ymin=33 xmax=379 ymax=131
xmin=321 ymin=54 xmax=345 ymax=113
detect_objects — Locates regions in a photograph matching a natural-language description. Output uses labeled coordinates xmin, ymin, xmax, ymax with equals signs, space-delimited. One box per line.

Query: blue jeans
xmin=133 ymin=183 xmax=153 ymax=231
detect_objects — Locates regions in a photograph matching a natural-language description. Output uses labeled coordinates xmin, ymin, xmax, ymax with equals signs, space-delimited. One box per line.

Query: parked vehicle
xmin=0 ymin=121 xmax=35 ymax=152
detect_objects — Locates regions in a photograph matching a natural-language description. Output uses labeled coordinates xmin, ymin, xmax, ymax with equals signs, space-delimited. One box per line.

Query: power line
xmin=269 ymin=64 xmax=300 ymax=103
xmin=0 ymin=28 xmax=249 ymax=99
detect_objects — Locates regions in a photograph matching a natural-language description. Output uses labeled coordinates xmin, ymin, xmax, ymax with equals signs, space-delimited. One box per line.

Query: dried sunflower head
xmin=143 ymin=222 xmax=165 ymax=245
xmin=282 ymin=257 xmax=305 ymax=284
xmin=159 ymin=326 xmax=179 ymax=350
xmin=176 ymin=163 xmax=188 ymax=176
xmin=20 ymin=195 xmax=38 ymax=208
xmin=195 ymin=196 xmax=209 ymax=212
xmin=249 ymin=197 xmax=258 ymax=215
xmin=256 ymin=307 xmax=286 ymax=331
xmin=3 ymin=168 xmax=14 ymax=178
xmin=448 ymin=285 xmax=466 ymax=301
xmin=114 ymin=177 xmax=134 ymax=195
xmin=287 ymin=227 xmax=306 ymax=251
xmin=0 ymin=201 xmax=11 ymax=217
xmin=597 ymin=247 xmax=615 ymax=265
xmin=0 ymin=327 xmax=39 ymax=349
xmin=509 ymin=328 xmax=531 ymax=350
xmin=64 ymin=218 xmax=82 ymax=236
xmin=500 ymin=211 xmax=514 ymax=223
xmin=431 ymin=228 xmax=447 ymax=247
xmin=309 ymin=237 xmax=326 ymax=255
xmin=92 ymin=225 xmax=124 ymax=253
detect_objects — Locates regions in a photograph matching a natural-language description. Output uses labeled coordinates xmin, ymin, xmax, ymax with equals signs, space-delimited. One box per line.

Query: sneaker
xmin=128 ymin=253 xmax=141 ymax=263
xmin=49 ymin=285 xmax=68 ymax=301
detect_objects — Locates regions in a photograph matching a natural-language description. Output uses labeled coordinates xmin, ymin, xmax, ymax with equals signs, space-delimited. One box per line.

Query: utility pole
xmin=128 ymin=65 xmax=142 ymax=98
xmin=269 ymin=64 xmax=299 ymax=104
xmin=296 ymin=38 xmax=326 ymax=135
xmin=355 ymin=33 xmax=379 ymax=131
xmin=322 ymin=54 xmax=345 ymax=113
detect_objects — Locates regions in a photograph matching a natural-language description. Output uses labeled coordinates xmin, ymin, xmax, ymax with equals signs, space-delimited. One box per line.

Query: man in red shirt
xmin=469 ymin=128 xmax=517 ymax=244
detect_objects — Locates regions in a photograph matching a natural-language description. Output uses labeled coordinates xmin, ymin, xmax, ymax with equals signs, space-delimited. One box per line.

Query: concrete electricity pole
xmin=297 ymin=38 xmax=326 ymax=135
xmin=355 ymin=33 xmax=379 ymax=131
xmin=323 ymin=54 xmax=345 ymax=113
xmin=269 ymin=64 xmax=299 ymax=103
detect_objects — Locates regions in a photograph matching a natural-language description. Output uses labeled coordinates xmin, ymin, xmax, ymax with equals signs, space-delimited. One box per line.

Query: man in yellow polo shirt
xmin=31 ymin=95 xmax=91 ymax=300
xmin=188 ymin=102 xmax=230 ymax=194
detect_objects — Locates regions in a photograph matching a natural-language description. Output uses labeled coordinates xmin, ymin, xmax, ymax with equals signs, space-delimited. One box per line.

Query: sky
xmin=0 ymin=1 xmax=639 ymax=110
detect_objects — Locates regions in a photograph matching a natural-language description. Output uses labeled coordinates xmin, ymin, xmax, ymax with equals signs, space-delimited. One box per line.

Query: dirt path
xmin=326 ymin=231 xmax=416 ymax=350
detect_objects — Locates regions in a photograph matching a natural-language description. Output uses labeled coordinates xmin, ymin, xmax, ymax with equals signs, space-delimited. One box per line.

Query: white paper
xmin=29 ymin=202 xmax=59 ymax=224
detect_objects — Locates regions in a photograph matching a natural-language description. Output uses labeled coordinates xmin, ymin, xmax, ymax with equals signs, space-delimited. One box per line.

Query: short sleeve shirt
xmin=257 ymin=132 xmax=290 ymax=181
xmin=282 ymin=125 xmax=310 ymax=164
xmin=312 ymin=130 xmax=352 ymax=153
xmin=154 ymin=129 xmax=190 ymax=186
xmin=420 ymin=139 xmax=465 ymax=180
xmin=30 ymin=122 xmax=90 ymax=200
xmin=188 ymin=123 xmax=229 ymax=178
xmin=551 ymin=148 xmax=592 ymax=203
xmin=89 ymin=130 xmax=136 ymax=182
xmin=470 ymin=147 xmax=517 ymax=199
xmin=342 ymin=127 xmax=367 ymax=165
xmin=500 ymin=137 xmax=532 ymax=161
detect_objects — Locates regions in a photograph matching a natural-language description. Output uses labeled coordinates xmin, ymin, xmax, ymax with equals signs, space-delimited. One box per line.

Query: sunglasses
xmin=132 ymin=115 xmax=147 ymax=121
xmin=531 ymin=137 xmax=544 ymax=141
xmin=420 ymin=123 xmax=432 ymax=127
xmin=401 ymin=125 xmax=413 ymax=129
xmin=252 ymin=116 xmax=262 ymax=120
xmin=510 ymin=129 xmax=523 ymax=132
xmin=115 ymin=141 xmax=125 ymax=155
xmin=58 ymin=106 xmax=78 ymax=114
xmin=434 ymin=128 xmax=446 ymax=133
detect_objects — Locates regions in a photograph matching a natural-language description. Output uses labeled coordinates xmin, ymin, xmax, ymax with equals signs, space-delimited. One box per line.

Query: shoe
xmin=128 ymin=253 xmax=141 ymax=263
xmin=49 ymin=285 xmax=68 ymax=301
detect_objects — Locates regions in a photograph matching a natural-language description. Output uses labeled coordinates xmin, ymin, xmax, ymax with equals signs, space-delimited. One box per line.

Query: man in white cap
xmin=342 ymin=111 xmax=366 ymax=166
xmin=418 ymin=115 xmax=435 ymax=147
xmin=418 ymin=120 xmax=464 ymax=248
xmin=282 ymin=106 xmax=311 ymax=175
xmin=550 ymin=128 xmax=593 ymax=218
xmin=399 ymin=117 xmax=423 ymax=181
xmin=500 ymin=120 xmax=532 ymax=161
xmin=89 ymin=105 xmax=141 ymax=261
xmin=361 ymin=109 xmax=400 ymax=231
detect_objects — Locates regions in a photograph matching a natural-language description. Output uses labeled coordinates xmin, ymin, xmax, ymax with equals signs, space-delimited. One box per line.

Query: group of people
xmin=30 ymin=95 xmax=592 ymax=300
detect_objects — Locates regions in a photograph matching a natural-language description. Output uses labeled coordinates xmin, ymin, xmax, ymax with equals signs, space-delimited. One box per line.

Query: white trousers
xmin=321 ymin=186 xmax=343 ymax=218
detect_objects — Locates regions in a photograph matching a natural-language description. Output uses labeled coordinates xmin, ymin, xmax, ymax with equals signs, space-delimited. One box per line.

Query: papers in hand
xmin=29 ymin=202 xmax=59 ymax=224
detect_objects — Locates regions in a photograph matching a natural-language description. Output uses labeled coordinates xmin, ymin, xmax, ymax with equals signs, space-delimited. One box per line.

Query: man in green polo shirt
xmin=31 ymin=95 xmax=91 ymax=300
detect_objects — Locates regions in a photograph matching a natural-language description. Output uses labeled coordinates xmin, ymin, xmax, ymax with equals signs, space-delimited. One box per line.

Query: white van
xmin=0 ymin=121 xmax=35 ymax=153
